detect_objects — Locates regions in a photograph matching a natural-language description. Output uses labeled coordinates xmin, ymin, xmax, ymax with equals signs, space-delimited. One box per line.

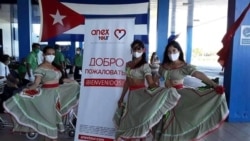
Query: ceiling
xmin=0 ymin=0 xmax=39 ymax=4
xmin=0 ymin=0 xmax=227 ymax=6
xmin=0 ymin=0 xmax=228 ymax=32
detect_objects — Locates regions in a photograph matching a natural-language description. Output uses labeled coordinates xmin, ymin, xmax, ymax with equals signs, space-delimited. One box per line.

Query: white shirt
xmin=0 ymin=61 xmax=10 ymax=80
xmin=37 ymin=50 xmax=43 ymax=65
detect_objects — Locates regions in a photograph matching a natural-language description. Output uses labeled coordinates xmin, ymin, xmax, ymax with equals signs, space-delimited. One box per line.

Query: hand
xmin=63 ymin=78 xmax=76 ymax=83
xmin=148 ymin=83 xmax=159 ymax=89
xmin=165 ymin=80 xmax=172 ymax=88
xmin=214 ymin=85 xmax=224 ymax=95
xmin=118 ymin=98 xmax=124 ymax=107
xmin=15 ymin=78 xmax=20 ymax=84
xmin=13 ymin=84 xmax=18 ymax=88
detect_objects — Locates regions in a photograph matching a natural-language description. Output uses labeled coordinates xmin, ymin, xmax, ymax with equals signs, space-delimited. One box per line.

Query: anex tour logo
xmin=91 ymin=28 xmax=127 ymax=40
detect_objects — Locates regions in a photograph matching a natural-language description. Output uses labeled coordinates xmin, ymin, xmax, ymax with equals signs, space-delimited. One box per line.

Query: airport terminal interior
xmin=1 ymin=0 xmax=250 ymax=141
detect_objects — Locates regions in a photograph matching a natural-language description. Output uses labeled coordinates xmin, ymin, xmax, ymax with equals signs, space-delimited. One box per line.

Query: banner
xmin=74 ymin=18 xmax=135 ymax=141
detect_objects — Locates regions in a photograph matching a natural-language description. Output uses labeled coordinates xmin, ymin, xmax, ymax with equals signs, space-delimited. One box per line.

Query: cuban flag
xmin=38 ymin=0 xmax=149 ymax=43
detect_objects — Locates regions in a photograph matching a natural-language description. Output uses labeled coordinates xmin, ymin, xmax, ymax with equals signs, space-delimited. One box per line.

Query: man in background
xmin=25 ymin=43 xmax=40 ymax=82
xmin=73 ymin=48 xmax=83 ymax=81
xmin=53 ymin=44 xmax=67 ymax=79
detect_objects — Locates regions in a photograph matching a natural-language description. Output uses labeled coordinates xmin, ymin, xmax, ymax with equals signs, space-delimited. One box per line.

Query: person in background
xmin=53 ymin=44 xmax=66 ymax=78
xmin=37 ymin=44 xmax=44 ymax=65
xmin=73 ymin=48 xmax=83 ymax=81
xmin=113 ymin=40 xmax=180 ymax=141
xmin=17 ymin=58 xmax=29 ymax=85
xmin=25 ymin=43 xmax=40 ymax=82
xmin=153 ymin=40 xmax=229 ymax=141
xmin=0 ymin=54 xmax=20 ymax=112
xmin=3 ymin=46 xmax=80 ymax=141
xmin=149 ymin=52 xmax=160 ymax=84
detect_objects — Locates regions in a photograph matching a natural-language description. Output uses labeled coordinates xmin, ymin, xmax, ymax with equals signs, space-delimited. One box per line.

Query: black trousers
xmin=0 ymin=85 xmax=18 ymax=113
xmin=74 ymin=66 xmax=82 ymax=81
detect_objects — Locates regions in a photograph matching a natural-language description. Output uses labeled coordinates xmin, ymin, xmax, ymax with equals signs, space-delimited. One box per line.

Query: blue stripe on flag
xmin=49 ymin=34 xmax=85 ymax=42
xmin=84 ymin=14 xmax=148 ymax=24
xmin=50 ymin=35 xmax=148 ymax=43
xmin=135 ymin=35 xmax=148 ymax=44
xmin=60 ymin=0 xmax=149 ymax=4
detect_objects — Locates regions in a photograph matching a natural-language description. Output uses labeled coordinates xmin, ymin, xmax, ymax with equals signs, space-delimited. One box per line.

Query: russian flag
xmin=38 ymin=0 xmax=149 ymax=43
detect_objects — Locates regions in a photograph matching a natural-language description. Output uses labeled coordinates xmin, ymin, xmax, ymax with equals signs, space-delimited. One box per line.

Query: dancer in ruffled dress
xmin=3 ymin=46 xmax=80 ymax=141
xmin=153 ymin=40 xmax=229 ymax=141
xmin=113 ymin=40 xmax=181 ymax=141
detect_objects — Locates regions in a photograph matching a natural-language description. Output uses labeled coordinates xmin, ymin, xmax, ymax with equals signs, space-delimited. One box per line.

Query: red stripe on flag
xmin=39 ymin=0 xmax=84 ymax=41
xmin=78 ymin=134 xmax=113 ymax=141
xmin=84 ymin=79 xmax=125 ymax=87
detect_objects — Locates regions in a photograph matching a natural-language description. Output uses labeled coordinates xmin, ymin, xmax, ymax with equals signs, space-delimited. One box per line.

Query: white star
xmin=50 ymin=10 xmax=66 ymax=25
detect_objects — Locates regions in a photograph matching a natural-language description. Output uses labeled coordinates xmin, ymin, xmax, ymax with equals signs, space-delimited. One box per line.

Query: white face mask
xmin=133 ymin=52 xmax=143 ymax=58
xmin=44 ymin=55 xmax=55 ymax=63
xmin=76 ymin=51 xmax=80 ymax=54
xmin=168 ymin=52 xmax=180 ymax=61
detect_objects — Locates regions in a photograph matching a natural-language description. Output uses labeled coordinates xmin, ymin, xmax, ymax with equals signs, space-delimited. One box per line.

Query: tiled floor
xmin=1 ymin=66 xmax=249 ymax=141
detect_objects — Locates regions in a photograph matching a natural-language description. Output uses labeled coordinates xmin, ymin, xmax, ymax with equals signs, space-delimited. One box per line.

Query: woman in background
xmin=149 ymin=52 xmax=160 ymax=85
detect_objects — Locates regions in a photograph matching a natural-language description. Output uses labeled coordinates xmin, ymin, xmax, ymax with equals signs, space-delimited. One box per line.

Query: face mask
xmin=133 ymin=52 xmax=143 ymax=58
xmin=76 ymin=51 xmax=80 ymax=54
xmin=168 ymin=52 xmax=180 ymax=61
xmin=58 ymin=49 xmax=61 ymax=52
xmin=34 ymin=48 xmax=40 ymax=54
xmin=44 ymin=55 xmax=55 ymax=63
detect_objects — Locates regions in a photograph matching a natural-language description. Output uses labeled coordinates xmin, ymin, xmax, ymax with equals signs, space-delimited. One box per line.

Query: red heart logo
xmin=114 ymin=29 xmax=126 ymax=40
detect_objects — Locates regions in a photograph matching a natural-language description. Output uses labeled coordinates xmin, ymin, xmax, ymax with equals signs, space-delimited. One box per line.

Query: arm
xmin=192 ymin=71 xmax=218 ymax=88
xmin=118 ymin=78 xmax=129 ymax=107
xmin=145 ymin=75 xmax=158 ymax=89
xmin=6 ymin=74 xmax=19 ymax=88
xmin=26 ymin=63 xmax=31 ymax=77
xmin=63 ymin=78 xmax=76 ymax=83
xmin=60 ymin=54 xmax=66 ymax=70
xmin=26 ymin=55 xmax=32 ymax=77
xmin=152 ymin=74 xmax=160 ymax=86
xmin=164 ymin=79 xmax=172 ymax=88
xmin=7 ymin=72 xmax=19 ymax=83
xmin=72 ymin=57 xmax=76 ymax=73
xmin=27 ymin=75 xmax=42 ymax=89
xmin=0 ymin=65 xmax=6 ymax=80
xmin=61 ymin=62 xmax=65 ymax=70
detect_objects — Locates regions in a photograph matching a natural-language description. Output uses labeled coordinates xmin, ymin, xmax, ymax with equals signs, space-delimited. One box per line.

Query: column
xmin=17 ymin=0 xmax=32 ymax=61
xmin=156 ymin=0 xmax=170 ymax=61
xmin=186 ymin=0 xmax=194 ymax=64
xmin=226 ymin=0 xmax=250 ymax=122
